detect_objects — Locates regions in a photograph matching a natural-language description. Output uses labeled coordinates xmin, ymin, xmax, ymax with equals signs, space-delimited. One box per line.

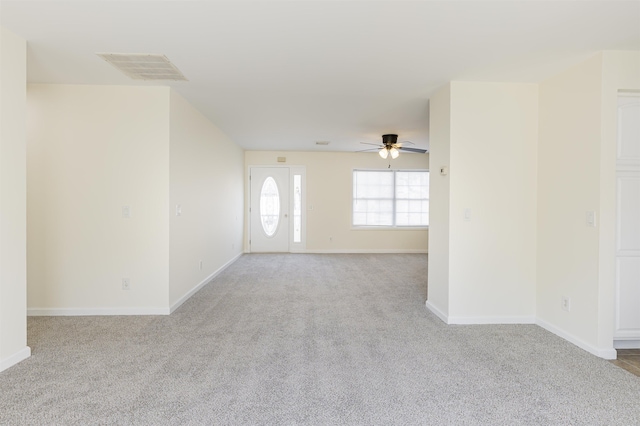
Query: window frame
xmin=352 ymin=168 xmax=429 ymax=230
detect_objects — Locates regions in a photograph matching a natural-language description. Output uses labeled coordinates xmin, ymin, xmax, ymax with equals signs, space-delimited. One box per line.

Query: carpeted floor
xmin=1 ymin=254 xmax=639 ymax=425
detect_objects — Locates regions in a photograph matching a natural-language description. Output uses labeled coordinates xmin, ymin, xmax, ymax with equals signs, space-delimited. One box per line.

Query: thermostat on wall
xmin=440 ymin=166 xmax=448 ymax=176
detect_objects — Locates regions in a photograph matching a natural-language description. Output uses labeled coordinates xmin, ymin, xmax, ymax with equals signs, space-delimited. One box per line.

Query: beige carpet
xmin=1 ymin=253 xmax=639 ymax=425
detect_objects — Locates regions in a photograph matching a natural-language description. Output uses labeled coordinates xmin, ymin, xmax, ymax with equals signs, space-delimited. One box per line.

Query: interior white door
xmin=250 ymin=167 xmax=290 ymax=252
xmin=614 ymin=94 xmax=640 ymax=344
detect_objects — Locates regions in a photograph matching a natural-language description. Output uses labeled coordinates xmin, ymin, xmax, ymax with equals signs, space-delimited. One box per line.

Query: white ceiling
xmin=1 ymin=1 xmax=639 ymax=152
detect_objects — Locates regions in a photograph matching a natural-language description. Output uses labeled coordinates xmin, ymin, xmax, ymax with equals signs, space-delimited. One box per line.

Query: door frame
xmin=613 ymin=92 xmax=640 ymax=348
xmin=247 ymin=165 xmax=306 ymax=253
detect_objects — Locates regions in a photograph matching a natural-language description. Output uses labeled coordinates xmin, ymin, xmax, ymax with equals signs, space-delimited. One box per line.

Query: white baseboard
xmin=170 ymin=252 xmax=242 ymax=313
xmin=0 ymin=346 xmax=31 ymax=373
xmin=301 ymin=249 xmax=428 ymax=254
xmin=447 ymin=315 xmax=535 ymax=325
xmin=614 ymin=339 xmax=640 ymax=349
xmin=27 ymin=254 xmax=243 ymax=317
xmin=28 ymin=307 xmax=170 ymax=316
xmin=425 ymin=301 xmax=534 ymax=325
xmin=536 ymin=318 xmax=617 ymax=360
xmin=425 ymin=300 xmax=448 ymax=323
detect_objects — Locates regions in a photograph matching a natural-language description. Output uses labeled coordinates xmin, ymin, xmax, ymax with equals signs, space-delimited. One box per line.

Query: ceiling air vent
xmin=96 ymin=53 xmax=188 ymax=81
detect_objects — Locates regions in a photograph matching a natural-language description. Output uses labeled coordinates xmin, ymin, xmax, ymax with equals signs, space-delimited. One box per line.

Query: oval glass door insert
xmin=260 ymin=177 xmax=280 ymax=236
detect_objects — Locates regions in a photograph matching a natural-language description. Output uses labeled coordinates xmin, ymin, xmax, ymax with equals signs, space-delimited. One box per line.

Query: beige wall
xmin=449 ymin=82 xmax=538 ymax=321
xmin=244 ymin=151 xmax=429 ymax=252
xmin=537 ymin=51 xmax=640 ymax=357
xmin=27 ymin=85 xmax=171 ymax=314
xmin=169 ymin=91 xmax=244 ymax=309
xmin=427 ymin=81 xmax=538 ymax=323
xmin=537 ymin=54 xmax=603 ymax=350
xmin=598 ymin=51 xmax=640 ymax=349
xmin=0 ymin=27 xmax=30 ymax=371
xmin=426 ymin=84 xmax=451 ymax=316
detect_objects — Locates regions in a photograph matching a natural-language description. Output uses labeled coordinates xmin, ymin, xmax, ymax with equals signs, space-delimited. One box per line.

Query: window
xmin=260 ymin=177 xmax=280 ymax=236
xmin=293 ymin=174 xmax=302 ymax=243
xmin=353 ymin=170 xmax=429 ymax=227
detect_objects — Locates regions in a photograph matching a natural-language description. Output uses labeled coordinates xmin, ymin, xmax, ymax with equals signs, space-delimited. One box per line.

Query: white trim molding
xmin=447 ymin=315 xmax=535 ymax=325
xmin=425 ymin=300 xmax=534 ymax=325
xmin=303 ymin=249 xmax=428 ymax=254
xmin=28 ymin=307 xmax=170 ymax=316
xmin=170 ymin=252 xmax=242 ymax=313
xmin=614 ymin=339 xmax=640 ymax=349
xmin=0 ymin=346 xmax=31 ymax=373
xmin=536 ymin=318 xmax=617 ymax=360
xmin=425 ymin=300 xmax=448 ymax=323
xmin=27 ymin=254 xmax=243 ymax=317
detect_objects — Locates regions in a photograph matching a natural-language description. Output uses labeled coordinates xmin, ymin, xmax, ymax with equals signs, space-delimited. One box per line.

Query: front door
xmin=250 ymin=167 xmax=290 ymax=252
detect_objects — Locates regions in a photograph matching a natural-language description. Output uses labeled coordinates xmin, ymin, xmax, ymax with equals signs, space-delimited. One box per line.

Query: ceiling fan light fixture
xmin=390 ymin=147 xmax=400 ymax=159
xmin=379 ymin=148 xmax=389 ymax=159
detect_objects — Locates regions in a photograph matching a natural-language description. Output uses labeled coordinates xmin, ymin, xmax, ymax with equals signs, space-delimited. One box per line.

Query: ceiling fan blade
xmin=356 ymin=148 xmax=379 ymax=152
xmin=398 ymin=146 xmax=428 ymax=153
xmin=401 ymin=140 xmax=415 ymax=145
xmin=360 ymin=142 xmax=382 ymax=146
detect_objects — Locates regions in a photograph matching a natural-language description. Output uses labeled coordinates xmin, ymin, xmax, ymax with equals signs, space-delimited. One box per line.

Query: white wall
xmin=426 ymin=84 xmax=451 ymax=319
xmin=427 ymin=82 xmax=538 ymax=324
xmin=449 ymin=82 xmax=538 ymax=322
xmin=244 ymin=151 xmax=429 ymax=253
xmin=27 ymin=85 xmax=171 ymax=314
xmin=537 ymin=54 xmax=602 ymax=349
xmin=169 ymin=91 xmax=244 ymax=309
xmin=598 ymin=51 xmax=640 ymax=350
xmin=0 ymin=26 xmax=30 ymax=372
xmin=537 ymin=51 xmax=640 ymax=357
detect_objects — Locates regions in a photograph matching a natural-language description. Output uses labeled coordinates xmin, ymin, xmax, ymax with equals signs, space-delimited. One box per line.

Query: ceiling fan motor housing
xmin=382 ymin=134 xmax=398 ymax=146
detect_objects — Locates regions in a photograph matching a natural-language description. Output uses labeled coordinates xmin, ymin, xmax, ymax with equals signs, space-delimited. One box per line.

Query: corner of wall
xmin=535 ymin=51 xmax=640 ymax=358
xmin=168 ymin=91 xmax=244 ymax=308
xmin=0 ymin=26 xmax=30 ymax=371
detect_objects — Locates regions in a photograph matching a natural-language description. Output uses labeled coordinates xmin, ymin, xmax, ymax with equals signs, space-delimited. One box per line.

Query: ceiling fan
xmin=359 ymin=134 xmax=428 ymax=159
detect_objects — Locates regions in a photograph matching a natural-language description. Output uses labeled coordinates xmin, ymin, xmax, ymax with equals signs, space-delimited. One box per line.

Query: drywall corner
xmin=0 ymin=26 xmax=30 ymax=371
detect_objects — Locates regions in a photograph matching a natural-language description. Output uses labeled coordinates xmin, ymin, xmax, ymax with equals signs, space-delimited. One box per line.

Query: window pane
xmin=395 ymin=171 xmax=429 ymax=226
xmin=396 ymin=213 xmax=409 ymax=226
xmin=293 ymin=174 xmax=301 ymax=243
xmin=354 ymin=170 xmax=428 ymax=227
xmin=396 ymin=185 xmax=409 ymax=199
xmin=353 ymin=212 xmax=367 ymax=225
xmin=260 ymin=177 xmax=280 ymax=236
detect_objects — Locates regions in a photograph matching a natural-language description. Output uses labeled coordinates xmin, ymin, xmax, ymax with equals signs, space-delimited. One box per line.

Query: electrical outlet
xmin=122 ymin=278 xmax=130 ymax=290
xmin=561 ymin=296 xmax=571 ymax=312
